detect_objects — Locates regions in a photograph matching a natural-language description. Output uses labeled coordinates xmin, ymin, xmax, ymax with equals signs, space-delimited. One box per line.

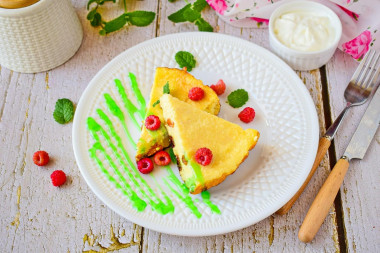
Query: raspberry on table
xmin=50 ymin=170 xmax=67 ymax=187
xmin=154 ymin=151 xmax=171 ymax=166
xmin=33 ymin=151 xmax=50 ymax=166
xmin=188 ymin=87 xmax=204 ymax=101
xmin=210 ymin=79 xmax=226 ymax=95
xmin=195 ymin=147 xmax=213 ymax=166
xmin=145 ymin=115 xmax=161 ymax=130
xmin=238 ymin=107 xmax=256 ymax=123
xmin=137 ymin=158 xmax=154 ymax=174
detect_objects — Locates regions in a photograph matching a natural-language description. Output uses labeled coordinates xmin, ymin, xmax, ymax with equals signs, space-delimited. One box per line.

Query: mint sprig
xmin=175 ymin=51 xmax=196 ymax=71
xmin=87 ymin=0 xmax=155 ymax=35
xmin=227 ymin=89 xmax=249 ymax=108
xmin=168 ymin=0 xmax=213 ymax=32
xmin=53 ymin=98 xmax=75 ymax=124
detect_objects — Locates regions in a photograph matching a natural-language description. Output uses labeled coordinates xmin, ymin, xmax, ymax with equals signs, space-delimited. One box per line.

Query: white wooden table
xmin=1 ymin=1 xmax=379 ymax=252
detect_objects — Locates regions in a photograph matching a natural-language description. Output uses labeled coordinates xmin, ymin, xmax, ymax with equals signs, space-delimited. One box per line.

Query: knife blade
xmin=344 ymin=85 xmax=380 ymax=160
xmin=299 ymin=85 xmax=380 ymax=243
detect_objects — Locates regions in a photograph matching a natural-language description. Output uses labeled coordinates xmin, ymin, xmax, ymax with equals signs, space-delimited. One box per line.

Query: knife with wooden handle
xmin=298 ymin=86 xmax=380 ymax=243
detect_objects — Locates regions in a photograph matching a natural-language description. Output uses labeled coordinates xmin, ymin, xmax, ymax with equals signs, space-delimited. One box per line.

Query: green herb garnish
xmin=53 ymin=98 xmax=75 ymax=124
xmin=168 ymin=0 xmax=213 ymax=32
xmin=175 ymin=51 xmax=196 ymax=71
xmin=153 ymin=82 xmax=170 ymax=107
xmin=163 ymin=82 xmax=170 ymax=94
xmin=227 ymin=89 xmax=249 ymax=108
xmin=168 ymin=148 xmax=177 ymax=164
xmin=153 ymin=100 xmax=160 ymax=107
xmin=87 ymin=0 xmax=155 ymax=35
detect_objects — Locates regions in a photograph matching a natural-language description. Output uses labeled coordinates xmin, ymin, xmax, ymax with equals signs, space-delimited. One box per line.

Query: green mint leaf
xmin=195 ymin=17 xmax=213 ymax=32
xmin=53 ymin=98 xmax=74 ymax=124
xmin=87 ymin=0 xmax=97 ymax=10
xmin=168 ymin=4 xmax=191 ymax=23
xmin=126 ymin=11 xmax=156 ymax=27
xmin=87 ymin=8 xmax=97 ymax=20
xmin=99 ymin=29 xmax=106 ymax=36
xmin=193 ymin=0 xmax=208 ymax=12
xmin=227 ymin=89 xmax=249 ymax=108
xmin=90 ymin=12 xmax=102 ymax=27
xmin=103 ymin=13 xmax=127 ymax=34
xmin=183 ymin=7 xmax=201 ymax=22
xmin=163 ymin=82 xmax=170 ymax=94
xmin=153 ymin=100 xmax=160 ymax=107
xmin=168 ymin=0 xmax=176 ymax=2
xmin=175 ymin=51 xmax=196 ymax=72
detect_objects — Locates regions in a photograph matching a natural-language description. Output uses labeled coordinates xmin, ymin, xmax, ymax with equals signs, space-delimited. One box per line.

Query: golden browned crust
xmin=190 ymin=131 xmax=260 ymax=194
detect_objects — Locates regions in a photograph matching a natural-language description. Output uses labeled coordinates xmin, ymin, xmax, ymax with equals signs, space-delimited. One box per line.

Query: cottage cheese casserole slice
xmin=136 ymin=67 xmax=220 ymax=161
xmin=160 ymin=94 xmax=260 ymax=194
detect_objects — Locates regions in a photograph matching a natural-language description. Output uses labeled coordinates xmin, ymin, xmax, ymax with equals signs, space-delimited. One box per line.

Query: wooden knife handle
xmin=298 ymin=158 xmax=349 ymax=243
xmin=276 ymin=137 xmax=331 ymax=215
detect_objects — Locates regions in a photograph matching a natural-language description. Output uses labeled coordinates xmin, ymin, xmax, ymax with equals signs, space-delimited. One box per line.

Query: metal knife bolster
xmin=344 ymin=87 xmax=380 ymax=161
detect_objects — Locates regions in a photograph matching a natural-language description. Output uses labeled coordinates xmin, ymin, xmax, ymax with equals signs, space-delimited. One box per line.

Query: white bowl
xmin=269 ymin=0 xmax=342 ymax=71
xmin=0 ymin=0 xmax=83 ymax=73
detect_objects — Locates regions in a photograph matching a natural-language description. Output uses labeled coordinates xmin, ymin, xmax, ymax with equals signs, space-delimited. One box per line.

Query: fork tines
xmin=352 ymin=49 xmax=380 ymax=91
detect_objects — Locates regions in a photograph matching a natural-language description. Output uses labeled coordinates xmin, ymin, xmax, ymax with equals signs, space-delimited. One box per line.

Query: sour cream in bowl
xmin=269 ymin=1 xmax=342 ymax=71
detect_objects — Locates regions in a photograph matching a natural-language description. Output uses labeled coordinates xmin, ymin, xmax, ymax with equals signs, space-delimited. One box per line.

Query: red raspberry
xmin=153 ymin=151 xmax=171 ymax=166
xmin=210 ymin=79 xmax=226 ymax=95
xmin=137 ymin=158 xmax=154 ymax=174
xmin=33 ymin=151 xmax=50 ymax=166
xmin=238 ymin=107 xmax=256 ymax=123
xmin=195 ymin=147 xmax=213 ymax=166
xmin=188 ymin=87 xmax=204 ymax=101
xmin=50 ymin=170 xmax=66 ymax=187
xmin=145 ymin=115 xmax=161 ymax=130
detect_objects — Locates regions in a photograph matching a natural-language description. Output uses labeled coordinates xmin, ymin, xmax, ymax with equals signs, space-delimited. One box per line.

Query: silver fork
xmin=276 ymin=49 xmax=380 ymax=215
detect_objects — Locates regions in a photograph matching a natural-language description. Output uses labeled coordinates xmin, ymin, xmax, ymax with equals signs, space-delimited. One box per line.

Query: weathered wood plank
xmin=326 ymin=51 xmax=380 ymax=252
xmin=0 ymin=0 xmax=159 ymax=251
xmin=141 ymin=2 xmax=339 ymax=252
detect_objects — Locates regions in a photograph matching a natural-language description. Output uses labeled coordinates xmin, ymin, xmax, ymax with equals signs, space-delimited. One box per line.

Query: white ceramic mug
xmin=0 ymin=0 xmax=83 ymax=73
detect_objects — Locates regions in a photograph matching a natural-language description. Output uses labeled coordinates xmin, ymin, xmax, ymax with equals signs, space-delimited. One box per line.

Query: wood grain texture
xmin=326 ymin=50 xmax=380 ymax=252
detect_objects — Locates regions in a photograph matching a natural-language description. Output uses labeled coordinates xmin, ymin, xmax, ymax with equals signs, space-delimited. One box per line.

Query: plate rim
xmin=72 ymin=32 xmax=319 ymax=236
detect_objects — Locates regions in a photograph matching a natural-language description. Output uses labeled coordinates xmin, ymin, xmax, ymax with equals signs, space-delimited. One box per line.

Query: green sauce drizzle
xmin=104 ymin=94 xmax=136 ymax=148
xmin=164 ymin=165 xmax=202 ymax=218
xmin=87 ymin=120 xmax=146 ymax=211
xmin=88 ymin=114 xmax=174 ymax=215
xmin=188 ymin=158 xmax=205 ymax=188
xmin=86 ymin=73 xmax=220 ymax=217
xmin=201 ymin=191 xmax=221 ymax=214
xmin=115 ymin=77 xmax=142 ymax=129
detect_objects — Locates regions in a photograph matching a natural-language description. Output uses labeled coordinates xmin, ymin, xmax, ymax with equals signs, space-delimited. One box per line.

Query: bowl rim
xmin=268 ymin=0 xmax=342 ymax=56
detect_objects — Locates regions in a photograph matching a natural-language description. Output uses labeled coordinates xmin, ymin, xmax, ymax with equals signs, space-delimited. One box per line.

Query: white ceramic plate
xmin=73 ymin=32 xmax=318 ymax=236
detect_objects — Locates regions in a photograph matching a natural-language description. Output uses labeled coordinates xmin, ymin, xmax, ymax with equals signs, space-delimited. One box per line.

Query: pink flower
xmin=206 ymin=0 xmax=228 ymax=15
xmin=250 ymin=17 xmax=269 ymax=25
xmin=342 ymin=30 xmax=372 ymax=60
